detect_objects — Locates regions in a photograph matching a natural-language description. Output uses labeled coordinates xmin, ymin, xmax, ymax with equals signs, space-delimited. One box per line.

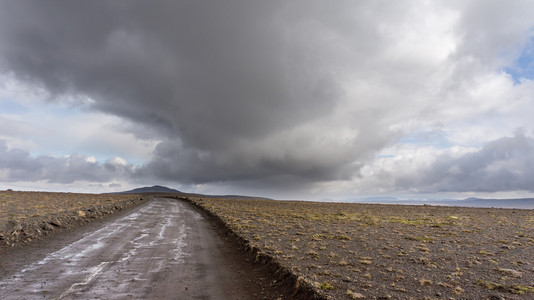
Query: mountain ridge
xmin=116 ymin=185 xmax=182 ymax=194
xmin=113 ymin=185 xmax=273 ymax=200
xmin=350 ymin=196 xmax=534 ymax=209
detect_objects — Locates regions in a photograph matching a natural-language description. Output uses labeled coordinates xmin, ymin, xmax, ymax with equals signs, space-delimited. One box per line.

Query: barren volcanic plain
xmin=1 ymin=191 xmax=534 ymax=299
xmin=184 ymin=196 xmax=534 ymax=299
xmin=0 ymin=190 xmax=145 ymax=247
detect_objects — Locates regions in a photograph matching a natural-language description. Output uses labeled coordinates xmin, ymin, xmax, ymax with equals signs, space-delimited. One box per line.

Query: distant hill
xmin=117 ymin=185 xmax=182 ymax=194
xmin=349 ymin=196 xmax=534 ymax=209
xmin=458 ymin=197 xmax=534 ymax=209
xmin=113 ymin=186 xmax=272 ymax=200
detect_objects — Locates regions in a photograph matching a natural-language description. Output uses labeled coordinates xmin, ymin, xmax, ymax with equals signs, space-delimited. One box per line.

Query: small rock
xmin=346 ymin=290 xmax=365 ymax=299
xmin=41 ymin=223 xmax=54 ymax=231
xmin=77 ymin=210 xmax=86 ymax=217
xmin=453 ymin=286 xmax=465 ymax=295
xmin=496 ymin=268 xmax=522 ymax=278
xmin=7 ymin=220 xmax=22 ymax=234
xmin=50 ymin=219 xmax=62 ymax=227
xmin=419 ymin=278 xmax=433 ymax=286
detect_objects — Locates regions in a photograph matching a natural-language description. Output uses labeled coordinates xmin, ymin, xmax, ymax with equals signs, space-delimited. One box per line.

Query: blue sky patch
xmin=0 ymin=100 xmax=30 ymax=114
xmin=400 ymin=130 xmax=452 ymax=149
xmin=504 ymin=36 xmax=534 ymax=84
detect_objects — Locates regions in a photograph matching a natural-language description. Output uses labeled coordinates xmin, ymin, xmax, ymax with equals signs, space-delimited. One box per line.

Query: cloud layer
xmin=1 ymin=1 xmax=534 ymax=198
xmin=0 ymin=140 xmax=133 ymax=184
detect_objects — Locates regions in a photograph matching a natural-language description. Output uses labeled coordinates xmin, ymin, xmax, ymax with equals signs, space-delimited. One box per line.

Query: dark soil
xmin=0 ymin=195 xmax=299 ymax=299
xmin=0 ymin=196 xmax=147 ymax=279
xmin=2 ymin=191 xmax=533 ymax=299
xmin=180 ymin=196 xmax=534 ymax=300
xmin=0 ymin=191 xmax=146 ymax=248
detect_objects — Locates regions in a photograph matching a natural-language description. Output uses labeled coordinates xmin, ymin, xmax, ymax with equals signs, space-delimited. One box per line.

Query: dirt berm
xmin=0 ymin=192 xmax=147 ymax=248
xmin=174 ymin=195 xmax=329 ymax=300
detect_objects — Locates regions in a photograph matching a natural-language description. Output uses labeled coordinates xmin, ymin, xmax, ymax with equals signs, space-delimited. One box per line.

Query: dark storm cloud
xmin=0 ymin=1 xmax=341 ymax=143
xmin=0 ymin=1 xmax=391 ymax=185
xmin=140 ymin=137 xmax=364 ymax=185
xmin=0 ymin=140 xmax=133 ymax=184
xmin=2 ymin=1 xmax=534 ymax=196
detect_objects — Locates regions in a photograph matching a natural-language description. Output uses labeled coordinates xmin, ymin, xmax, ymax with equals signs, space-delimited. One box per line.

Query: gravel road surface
xmin=0 ymin=198 xmax=285 ymax=299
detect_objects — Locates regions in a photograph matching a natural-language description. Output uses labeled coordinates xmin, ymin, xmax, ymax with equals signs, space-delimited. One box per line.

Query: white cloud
xmin=1 ymin=1 xmax=534 ymax=198
xmin=0 ymin=80 xmax=159 ymax=165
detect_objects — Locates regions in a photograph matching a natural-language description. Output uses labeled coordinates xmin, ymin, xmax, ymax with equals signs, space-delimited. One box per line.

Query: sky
xmin=1 ymin=1 xmax=534 ymax=201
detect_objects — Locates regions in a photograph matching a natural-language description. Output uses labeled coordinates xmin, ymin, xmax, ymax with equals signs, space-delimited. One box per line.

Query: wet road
xmin=0 ymin=198 xmax=280 ymax=299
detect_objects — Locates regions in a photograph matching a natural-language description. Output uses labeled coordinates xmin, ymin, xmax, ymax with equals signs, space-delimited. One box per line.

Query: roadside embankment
xmin=175 ymin=196 xmax=328 ymax=300
xmin=0 ymin=191 xmax=148 ymax=248
xmin=175 ymin=196 xmax=534 ymax=300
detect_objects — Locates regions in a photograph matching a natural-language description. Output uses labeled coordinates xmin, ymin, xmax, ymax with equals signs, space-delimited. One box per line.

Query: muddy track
xmin=0 ymin=198 xmax=291 ymax=299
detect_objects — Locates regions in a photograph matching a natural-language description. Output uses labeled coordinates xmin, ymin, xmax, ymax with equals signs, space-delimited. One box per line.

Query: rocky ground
xmin=2 ymin=191 xmax=533 ymax=299
xmin=0 ymin=190 xmax=146 ymax=247
xmin=0 ymin=198 xmax=295 ymax=300
xmin=181 ymin=196 xmax=534 ymax=300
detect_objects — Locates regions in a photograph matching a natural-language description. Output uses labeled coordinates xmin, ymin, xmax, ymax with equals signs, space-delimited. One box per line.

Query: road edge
xmin=173 ymin=196 xmax=328 ymax=300
xmin=1 ymin=195 xmax=149 ymax=249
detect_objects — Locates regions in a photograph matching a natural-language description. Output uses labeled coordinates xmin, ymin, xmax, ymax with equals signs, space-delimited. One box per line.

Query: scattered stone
xmin=7 ymin=220 xmax=22 ymax=234
xmin=453 ymin=286 xmax=465 ymax=295
xmin=50 ymin=219 xmax=62 ymax=227
xmin=419 ymin=257 xmax=432 ymax=265
xmin=496 ymin=268 xmax=522 ymax=278
xmin=419 ymin=278 xmax=433 ymax=286
xmin=1 ymin=194 xmax=145 ymax=248
xmin=41 ymin=223 xmax=54 ymax=231
xmin=346 ymin=289 xmax=365 ymax=299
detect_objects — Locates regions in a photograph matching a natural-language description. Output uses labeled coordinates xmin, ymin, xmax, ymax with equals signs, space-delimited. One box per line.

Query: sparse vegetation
xmin=478 ymin=280 xmax=534 ymax=295
xmin=319 ymin=281 xmax=334 ymax=290
xmin=0 ymin=191 xmax=145 ymax=246
xmin=182 ymin=196 xmax=534 ymax=299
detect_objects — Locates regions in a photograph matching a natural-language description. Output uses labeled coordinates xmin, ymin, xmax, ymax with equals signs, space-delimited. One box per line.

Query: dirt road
xmin=0 ymin=198 xmax=287 ymax=299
